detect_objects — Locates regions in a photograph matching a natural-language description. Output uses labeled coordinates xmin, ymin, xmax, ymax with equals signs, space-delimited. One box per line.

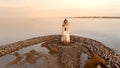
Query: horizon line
xmin=66 ymin=16 xmax=120 ymax=19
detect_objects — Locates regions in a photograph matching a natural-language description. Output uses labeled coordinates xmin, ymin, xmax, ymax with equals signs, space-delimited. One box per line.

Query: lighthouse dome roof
xmin=64 ymin=18 xmax=68 ymax=24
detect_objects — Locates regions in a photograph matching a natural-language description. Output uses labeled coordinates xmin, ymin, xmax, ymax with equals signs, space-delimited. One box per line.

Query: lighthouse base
xmin=61 ymin=34 xmax=70 ymax=45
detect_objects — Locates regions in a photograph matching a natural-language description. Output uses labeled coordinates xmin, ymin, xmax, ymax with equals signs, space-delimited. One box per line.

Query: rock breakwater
xmin=0 ymin=35 xmax=120 ymax=68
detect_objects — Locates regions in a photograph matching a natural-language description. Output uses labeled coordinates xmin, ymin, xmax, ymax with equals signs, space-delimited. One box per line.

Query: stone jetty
xmin=0 ymin=35 xmax=61 ymax=57
xmin=0 ymin=35 xmax=120 ymax=68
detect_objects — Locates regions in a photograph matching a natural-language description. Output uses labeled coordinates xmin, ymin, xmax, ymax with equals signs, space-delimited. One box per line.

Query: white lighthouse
xmin=61 ymin=19 xmax=70 ymax=45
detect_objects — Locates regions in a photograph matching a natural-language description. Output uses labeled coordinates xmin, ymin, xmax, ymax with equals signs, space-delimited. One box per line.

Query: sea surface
xmin=0 ymin=18 xmax=120 ymax=67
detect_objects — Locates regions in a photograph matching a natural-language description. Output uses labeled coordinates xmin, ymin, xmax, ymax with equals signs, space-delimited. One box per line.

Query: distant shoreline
xmin=67 ymin=16 xmax=120 ymax=19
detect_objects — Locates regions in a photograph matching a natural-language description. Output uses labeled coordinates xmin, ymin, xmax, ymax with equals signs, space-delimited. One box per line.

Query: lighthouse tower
xmin=61 ymin=19 xmax=70 ymax=45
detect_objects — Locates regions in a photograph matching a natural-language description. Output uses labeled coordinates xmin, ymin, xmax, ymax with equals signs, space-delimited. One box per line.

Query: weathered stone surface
xmin=58 ymin=46 xmax=83 ymax=68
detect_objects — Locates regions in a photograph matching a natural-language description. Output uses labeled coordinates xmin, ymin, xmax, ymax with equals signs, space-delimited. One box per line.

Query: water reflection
xmin=6 ymin=49 xmax=45 ymax=67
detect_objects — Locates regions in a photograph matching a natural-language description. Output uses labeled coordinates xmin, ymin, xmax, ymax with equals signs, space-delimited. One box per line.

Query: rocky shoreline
xmin=0 ymin=35 xmax=120 ymax=68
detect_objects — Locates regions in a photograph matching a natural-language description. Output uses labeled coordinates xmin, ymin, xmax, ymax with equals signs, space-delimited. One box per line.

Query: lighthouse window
xmin=65 ymin=28 xmax=66 ymax=31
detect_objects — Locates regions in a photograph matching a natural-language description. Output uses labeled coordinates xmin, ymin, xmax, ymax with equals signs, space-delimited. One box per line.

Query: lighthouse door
xmin=65 ymin=28 xmax=66 ymax=31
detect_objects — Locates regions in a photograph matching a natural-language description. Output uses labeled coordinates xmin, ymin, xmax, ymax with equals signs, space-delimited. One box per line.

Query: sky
xmin=0 ymin=0 xmax=120 ymax=18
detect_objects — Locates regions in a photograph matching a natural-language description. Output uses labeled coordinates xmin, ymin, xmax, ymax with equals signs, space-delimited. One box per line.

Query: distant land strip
xmin=67 ymin=16 xmax=120 ymax=19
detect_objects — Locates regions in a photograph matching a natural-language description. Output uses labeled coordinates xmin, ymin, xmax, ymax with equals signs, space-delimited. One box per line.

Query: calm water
xmin=0 ymin=18 xmax=120 ymax=52
xmin=0 ymin=18 xmax=120 ymax=67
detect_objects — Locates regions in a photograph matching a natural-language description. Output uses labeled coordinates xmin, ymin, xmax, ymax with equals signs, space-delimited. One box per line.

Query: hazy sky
xmin=0 ymin=0 xmax=120 ymax=18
